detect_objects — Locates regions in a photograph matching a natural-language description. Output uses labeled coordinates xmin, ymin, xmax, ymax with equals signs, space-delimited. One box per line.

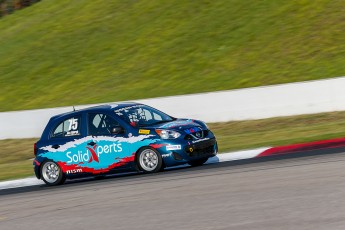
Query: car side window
xmin=88 ymin=113 xmax=120 ymax=136
xmin=52 ymin=116 xmax=81 ymax=138
xmin=153 ymin=112 xmax=162 ymax=121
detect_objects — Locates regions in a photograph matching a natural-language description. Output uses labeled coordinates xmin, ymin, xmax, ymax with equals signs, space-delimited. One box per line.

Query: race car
xmin=33 ymin=103 xmax=218 ymax=185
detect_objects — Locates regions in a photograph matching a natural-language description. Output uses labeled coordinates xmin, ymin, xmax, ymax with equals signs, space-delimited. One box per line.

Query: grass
xmin=210 ymin=112 xmax=345 ymax=152
xmin=2 ymin=111 xmax=345 ymax=181
xmin=0 ymin=0 xmax=345 ymax=111
xmin=0 ymin=138 xmax=38 ymax=181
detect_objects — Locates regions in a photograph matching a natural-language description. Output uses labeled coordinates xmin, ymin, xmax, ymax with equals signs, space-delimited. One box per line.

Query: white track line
xmin=0 ymin=177 xmax=44 ymax=190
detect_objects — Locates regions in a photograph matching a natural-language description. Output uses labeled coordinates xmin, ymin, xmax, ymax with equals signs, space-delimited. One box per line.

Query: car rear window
xmin=51 ymin=116 xmax=81 ymax=138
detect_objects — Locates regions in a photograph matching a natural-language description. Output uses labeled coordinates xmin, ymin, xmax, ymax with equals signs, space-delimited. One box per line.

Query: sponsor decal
xmin=66 ymin=130 xmax=79 ymax=136
xmin=86 ymin=145 xmax=100 ymax=163
xmin=65 ymin=118 xmax=80 ymax=136
xmin=192 ymin=138 xmax=210 ymax=143
xmin=166 ymin=145 xmax=182 ymax=151
xmin=184 ymin=127 xmax=202 ymax=134
xmin=139 ymin=129 xmax=150 ymax=135
xmin=41 ymin=135 xmax=154 ymax=152
xmin=40 ymin=135 xmax=157 ymax=173
xmin=66 ymin=143 xmax=123 ymax=164
xmin=189 ymin=147 xmax=194 ymax=152
xmin=114 ymin=105 xmax=141 ymax=114
xmin=162 ymin=153 xmax=170 ymax=158
xmin=66 ymin=169 xmax=83 ymax=174
xmin=58 ymin=154 xmax=136 ymax=175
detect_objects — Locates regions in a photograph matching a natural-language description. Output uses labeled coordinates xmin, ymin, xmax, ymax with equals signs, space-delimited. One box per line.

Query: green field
xmin=2 ymin=111 xmax=345 ymax=181
xmin=0 ymin=0 xmax=344 ymax=111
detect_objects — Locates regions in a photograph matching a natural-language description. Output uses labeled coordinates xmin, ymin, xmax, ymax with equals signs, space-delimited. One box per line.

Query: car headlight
xmin=155 ymin=129 xmax=181 ymax=139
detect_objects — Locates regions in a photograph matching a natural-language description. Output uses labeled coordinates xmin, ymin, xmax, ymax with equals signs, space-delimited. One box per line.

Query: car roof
xmin=50 ymin=102 xmax=142 ymax=121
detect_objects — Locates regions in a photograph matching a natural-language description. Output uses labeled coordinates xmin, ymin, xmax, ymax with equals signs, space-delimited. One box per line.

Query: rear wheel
xmin=137 ymin=148 xmax=163 ymax=173
xmin=41 ymin=161 xmax=66 ymax=186
xmin=188 ymin=158 xmax=208 ymax=167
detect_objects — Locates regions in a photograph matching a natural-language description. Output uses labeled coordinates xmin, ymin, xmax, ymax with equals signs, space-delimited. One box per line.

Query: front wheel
xmin=137 ymin=148 xmax=163 ymax=173
xmin=188 ymin=158 xmax=208 ymax=167
xmin=41 ymin=161 xmax=66 ymax=186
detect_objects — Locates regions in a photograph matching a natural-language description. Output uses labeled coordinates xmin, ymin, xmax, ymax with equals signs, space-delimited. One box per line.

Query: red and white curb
xmin=2 ymin=136 xmax=345 ymax=190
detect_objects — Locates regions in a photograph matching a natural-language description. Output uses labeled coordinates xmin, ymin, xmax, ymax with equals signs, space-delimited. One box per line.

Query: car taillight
xmin=34 ymin=143 xmax=37 ymax=156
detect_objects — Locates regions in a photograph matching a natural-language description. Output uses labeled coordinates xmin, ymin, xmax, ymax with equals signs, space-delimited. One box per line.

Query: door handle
xmin=87 ymin=141 xmax=96 ymax=146
xmin=52 ymin=144 xmax=60 ymax=149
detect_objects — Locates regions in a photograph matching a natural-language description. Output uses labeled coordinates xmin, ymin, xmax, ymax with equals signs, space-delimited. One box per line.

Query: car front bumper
xmin=157 ymin=137 xmax=218 ymax=167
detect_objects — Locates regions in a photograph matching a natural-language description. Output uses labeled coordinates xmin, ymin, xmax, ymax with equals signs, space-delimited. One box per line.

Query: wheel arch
xmin=34 ymin=157 xmax=51 ymax=179
xmin=40 ymin=159 xmax=66 ymax=186
xmin=134 ymin=146 xmax=165 ymax=171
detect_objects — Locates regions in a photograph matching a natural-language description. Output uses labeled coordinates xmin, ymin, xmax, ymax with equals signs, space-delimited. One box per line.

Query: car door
xmin=86 ymin=112 xmax=131 ymax=172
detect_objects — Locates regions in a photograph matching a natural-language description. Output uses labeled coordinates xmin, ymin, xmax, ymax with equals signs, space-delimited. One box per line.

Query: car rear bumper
xmin=33 ymin=160 xmax=41 ymax=179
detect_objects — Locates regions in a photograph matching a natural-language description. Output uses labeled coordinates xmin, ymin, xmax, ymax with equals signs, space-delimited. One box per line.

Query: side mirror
xmin=111 ymin=126 xmax=124 ymax=135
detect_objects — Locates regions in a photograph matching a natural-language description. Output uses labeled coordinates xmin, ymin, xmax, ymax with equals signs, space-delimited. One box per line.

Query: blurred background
xmin=0 ymin=0 xmax=344 ymax=111
xmin=0 ymin=0 xmax=344 ymax=180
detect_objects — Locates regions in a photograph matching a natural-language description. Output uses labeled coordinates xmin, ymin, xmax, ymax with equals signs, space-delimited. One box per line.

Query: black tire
xmin=136 ymin=148 xmax=163 ymax=173
xmin=40 ymin=160 xmax=66 ymax=186
xmin=188 ymin=158 xmax=208 ymax=167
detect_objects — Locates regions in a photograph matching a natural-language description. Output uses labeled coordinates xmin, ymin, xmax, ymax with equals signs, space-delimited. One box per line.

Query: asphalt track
xmin=1 ymin=149 xmax=345 ymax=230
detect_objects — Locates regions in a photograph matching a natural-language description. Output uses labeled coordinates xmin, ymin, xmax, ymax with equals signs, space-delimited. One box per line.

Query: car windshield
xmin=114 ymin=105 xmax=174 ymax=127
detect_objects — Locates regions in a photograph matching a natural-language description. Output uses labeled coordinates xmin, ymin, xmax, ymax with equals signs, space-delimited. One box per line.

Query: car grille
xmin=185 ymin=138 xmax=216 ymax=157
xmin=184 ymin=130 xmax=209 ymax=140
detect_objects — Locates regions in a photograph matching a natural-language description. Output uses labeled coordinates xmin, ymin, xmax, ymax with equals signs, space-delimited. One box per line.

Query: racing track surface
xmin=1 ymin=150 xmax=345 ymax=230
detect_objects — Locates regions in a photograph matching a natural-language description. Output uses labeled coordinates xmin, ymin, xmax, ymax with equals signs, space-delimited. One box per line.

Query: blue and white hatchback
xmin=34 ymin=103 xmax=218 ymax=185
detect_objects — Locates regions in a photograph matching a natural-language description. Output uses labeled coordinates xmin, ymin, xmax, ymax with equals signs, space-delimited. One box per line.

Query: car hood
xmin=146 ymin=119 xmax=204 ymax=131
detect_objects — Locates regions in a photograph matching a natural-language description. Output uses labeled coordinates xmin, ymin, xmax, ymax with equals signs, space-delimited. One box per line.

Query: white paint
xmin=206 ymin=147 xmax=271 ymax=163
xmin=0 ymin=148 xmax=270 ymax=190
xmin=0 ymin=177 xmax=44 ymax=190
xmin=2 ymin=77 xmax=345 ymax=139
xmin=166 ymin=145 xmax=182 ymax=151
xmin=41 ymin=135 xmax=154 ymax=152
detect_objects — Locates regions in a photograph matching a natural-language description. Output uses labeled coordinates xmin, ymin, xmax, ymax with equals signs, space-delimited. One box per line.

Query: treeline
xmin=0 ymin=0 xmax=40 ymax=17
